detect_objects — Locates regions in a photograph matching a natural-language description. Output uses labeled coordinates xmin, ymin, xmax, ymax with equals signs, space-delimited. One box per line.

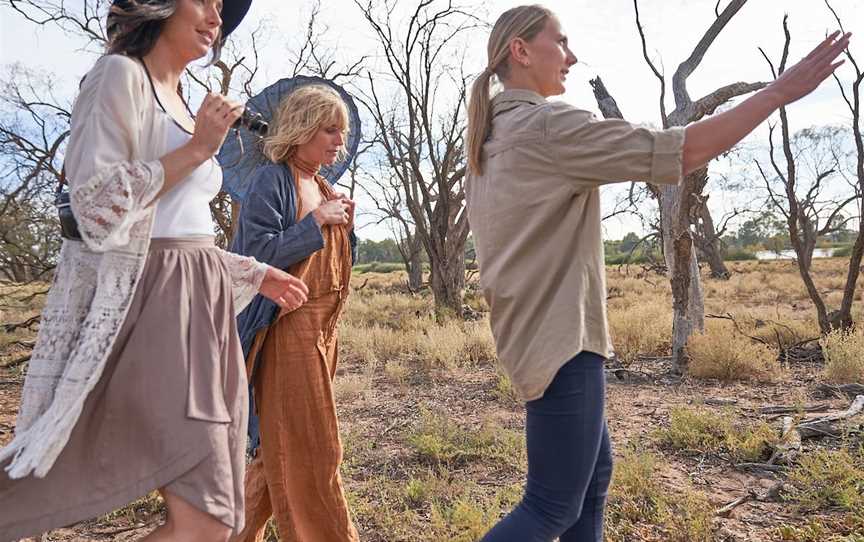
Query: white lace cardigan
xmin=0 ymin=54 xmax=268 ymax=479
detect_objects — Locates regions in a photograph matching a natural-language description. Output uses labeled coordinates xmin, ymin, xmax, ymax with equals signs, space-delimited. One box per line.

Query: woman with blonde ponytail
xmin=466 ymin=5 xmax=850 ymax=541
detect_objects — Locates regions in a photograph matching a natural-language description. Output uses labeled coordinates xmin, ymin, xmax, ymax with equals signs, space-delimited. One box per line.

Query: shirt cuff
xmin=651 ymin=127 xmax=686 ymax=185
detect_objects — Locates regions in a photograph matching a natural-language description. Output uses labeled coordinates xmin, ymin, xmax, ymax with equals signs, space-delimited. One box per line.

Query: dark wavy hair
xmin=106 ymin=0 xmax=224 ymax=63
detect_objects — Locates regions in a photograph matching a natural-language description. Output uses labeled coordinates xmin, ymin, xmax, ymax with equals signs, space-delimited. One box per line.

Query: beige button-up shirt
xmin=466 ymin=89 xmax=685 ymax=401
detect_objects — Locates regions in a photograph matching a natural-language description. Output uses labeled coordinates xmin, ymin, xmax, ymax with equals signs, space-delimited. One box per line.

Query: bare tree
xmin=0 ymin=0 xmax=107 ymax=281
xmin=826 ymin=0 xmax=864 ymax=333
xmin=183 ymin=21 xmax=269 ymax=247
xmin=758 ymin=10 xmax=863 ymax=333
xmin=4 ymin=0 xmax=109 ymax=47
xmin=591 ymin=0 xmax=767 ymax=372
xmin=355 ymin=146 xmax=425 ymax=290
xmin=690 ymin=168 xmax=752 ymax=278
xmin=0 ymin=66 xmax=70 ymax=281
xmin=353 ymin=0 xmax=479 ymax=316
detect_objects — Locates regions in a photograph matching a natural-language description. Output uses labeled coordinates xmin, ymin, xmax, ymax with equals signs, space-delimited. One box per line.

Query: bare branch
xmin=632 ymin=0 xmax=667 ymax=126
xmin=671 ymin=0 xmax=748 ymax=109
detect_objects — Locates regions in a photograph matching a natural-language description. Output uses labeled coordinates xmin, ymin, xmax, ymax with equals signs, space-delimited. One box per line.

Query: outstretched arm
xmin=682 ymin=31 xmax=851 ymax=174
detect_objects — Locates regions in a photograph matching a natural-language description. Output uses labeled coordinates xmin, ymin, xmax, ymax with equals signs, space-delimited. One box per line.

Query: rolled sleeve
xmin=650 ymin=127 xmax=685 ymax=184
xmin=544 ymin=102 xmax=684 ymax=188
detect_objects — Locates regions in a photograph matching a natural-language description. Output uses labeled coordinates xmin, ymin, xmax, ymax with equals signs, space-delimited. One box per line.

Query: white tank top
xmin=151 ymin=112 xmax=222 ymax=238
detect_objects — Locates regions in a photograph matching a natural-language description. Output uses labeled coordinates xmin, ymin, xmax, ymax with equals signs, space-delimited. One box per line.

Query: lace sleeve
xmin=65 ymin=55 xmax=165 ymax=252
xmin=70 ymin=160 xmax=164 ymax=252
xmin=216 ymin=248 xmax=269 ymax=314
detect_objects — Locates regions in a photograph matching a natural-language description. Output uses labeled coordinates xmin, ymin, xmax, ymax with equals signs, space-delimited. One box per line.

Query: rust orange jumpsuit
xmin=233 ymin=166 xmax=359 ymax=542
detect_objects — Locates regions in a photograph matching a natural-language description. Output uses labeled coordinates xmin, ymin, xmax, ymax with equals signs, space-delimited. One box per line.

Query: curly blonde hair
xmin=263 ymin=85 xmax=350 ymax=164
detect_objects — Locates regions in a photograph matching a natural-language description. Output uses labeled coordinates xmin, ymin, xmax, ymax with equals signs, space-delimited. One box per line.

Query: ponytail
xmin=467 ymin=69 xmax=495 ymax=175
xmin=465 ymin=5 xmax=553 ymax=176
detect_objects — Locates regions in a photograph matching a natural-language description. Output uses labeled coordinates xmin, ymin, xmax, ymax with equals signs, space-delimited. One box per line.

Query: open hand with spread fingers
xmin=259 ymin=266 xmax=309 ymax=311
xmin=768 ymin=30 xmax=852 ymax=106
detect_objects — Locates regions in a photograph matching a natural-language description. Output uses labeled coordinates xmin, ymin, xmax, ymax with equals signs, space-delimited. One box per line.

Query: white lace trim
xmin=2 ymin=162 xmax=269 ymax=479
xmin=217 ymin=247 xmax=268 ymax=315
xmin=70 ymin=160 xmax=164 ymax=253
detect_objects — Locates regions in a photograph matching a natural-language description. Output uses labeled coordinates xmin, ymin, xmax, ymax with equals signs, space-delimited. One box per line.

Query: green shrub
xmin=832 ymin=245 xmax=853 ymax=258
xmin=353 ymin=261 xmax=405 ymax=274
xmin=655 ymin=407 xmax=776 ymax=462
xmin=723 ymin=246 xmax=758 ymax=261
xmin=784 ymin=447 xmax=864 ymax=512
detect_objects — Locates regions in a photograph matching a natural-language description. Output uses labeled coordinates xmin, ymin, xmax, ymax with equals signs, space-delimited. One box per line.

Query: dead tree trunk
xmin=404 ymin=235 xmax=424 ymax=291
xmin=758 ymin=10 xmax=863 ymax=333
xmin=591 ymin=0 xmax=765 ymax=372
xmin=691 ymin=169 xmax=731 ymax=279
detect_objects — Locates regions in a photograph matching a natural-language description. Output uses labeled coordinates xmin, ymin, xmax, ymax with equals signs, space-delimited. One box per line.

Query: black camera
xmin=55 ymin=188 xmax=82 ymax=241
xmin=233 ymin=107 xmax=268 ymax=136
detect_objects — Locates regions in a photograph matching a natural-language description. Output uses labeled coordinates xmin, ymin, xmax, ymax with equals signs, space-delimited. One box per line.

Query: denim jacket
xmin=233 ymin=162 xmax=358 ymax=352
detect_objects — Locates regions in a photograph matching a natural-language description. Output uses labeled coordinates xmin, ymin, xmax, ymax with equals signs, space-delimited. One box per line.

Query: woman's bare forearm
xmin=681 ymin=88 xmax=783 ymax=175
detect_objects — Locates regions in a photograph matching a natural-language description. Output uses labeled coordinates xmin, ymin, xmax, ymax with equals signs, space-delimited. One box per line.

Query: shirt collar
xmin=491 ymin=89 xmax=546 ymax=116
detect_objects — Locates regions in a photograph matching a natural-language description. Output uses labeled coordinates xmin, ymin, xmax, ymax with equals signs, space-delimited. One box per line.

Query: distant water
xmin=754 ymin=248 xmax=837 ymax=260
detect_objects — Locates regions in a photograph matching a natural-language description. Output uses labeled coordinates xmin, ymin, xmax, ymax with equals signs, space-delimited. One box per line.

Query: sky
xmin=1 ymin=0 xmax=862 ymax=241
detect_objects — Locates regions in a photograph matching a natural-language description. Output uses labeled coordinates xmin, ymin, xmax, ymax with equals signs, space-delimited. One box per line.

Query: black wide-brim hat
xmin=111 ymin=0 xmax=252 ymax=37
xmin=219 ymin=0 xmax=253 ymax=37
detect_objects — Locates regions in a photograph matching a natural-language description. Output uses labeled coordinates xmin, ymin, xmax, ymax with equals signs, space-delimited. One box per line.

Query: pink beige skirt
xmin=0 ymin=237 xmax=248 ymax=541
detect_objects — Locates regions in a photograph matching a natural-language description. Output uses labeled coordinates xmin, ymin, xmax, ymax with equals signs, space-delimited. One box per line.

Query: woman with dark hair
xmin=465 ymin=5 xmax=850 ymax=542
xmin=0 ymin=1 xmax=309 ymax=541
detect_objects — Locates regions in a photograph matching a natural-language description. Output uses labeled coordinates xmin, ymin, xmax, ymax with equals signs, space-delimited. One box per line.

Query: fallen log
xmin=715 ymin=491 xmax=755 ymax=517
xmin=814 ymin=382 xmax=864 ymax=400
xmin=758 ymin=403 xmax=829 ymax=415
xmin=797 ymin=395 xmax=864 ymax=439
xmin=704 ymin=398 xmax=739 ymax=406
xmin=735 ymin=462 xmax=786 ymax=473
xmin=1 ymin=315 xmax=40 ymax=333
xmin=0 ymin=354 xmax=31 ymax=369
xmin=605 ymin=368 xmax=651 ymax=384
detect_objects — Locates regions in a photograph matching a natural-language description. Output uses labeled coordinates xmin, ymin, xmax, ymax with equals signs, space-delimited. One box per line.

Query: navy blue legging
xmin=482 ymin=352 xmax=613 ymax=542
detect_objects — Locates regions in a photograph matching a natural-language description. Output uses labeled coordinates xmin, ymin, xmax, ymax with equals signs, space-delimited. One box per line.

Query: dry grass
xmin=820 ymin=329 xmax=864 ymax=384
xmin=333 ymin=370 xmax=374 ymax=403
xmin=7 ymin=259 xmax=864 ymax=541
xmin=687 ymin=320 xmax=782 ymax=382
xmin=339 ymin=317 xmax=495 ymax=372
xmin=608 ymin=299 xmax=672 ymax=364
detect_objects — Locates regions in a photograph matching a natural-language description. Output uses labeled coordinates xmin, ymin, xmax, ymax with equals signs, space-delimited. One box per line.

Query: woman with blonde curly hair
xmin=230 ymin=84 xmax=360 ymax=542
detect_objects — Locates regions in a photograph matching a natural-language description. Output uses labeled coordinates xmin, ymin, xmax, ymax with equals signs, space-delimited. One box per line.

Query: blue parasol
xmin=217 ymin=75 xmax=362 ymax=202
